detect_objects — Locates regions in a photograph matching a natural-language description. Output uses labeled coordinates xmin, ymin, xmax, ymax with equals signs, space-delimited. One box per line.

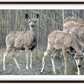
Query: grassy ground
xmin=0 ymin=48 xmax=84 ymax=75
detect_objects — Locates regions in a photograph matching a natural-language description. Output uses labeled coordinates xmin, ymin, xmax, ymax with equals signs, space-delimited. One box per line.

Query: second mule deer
xmin=3 ymin=13 xmax=39 ymax=70
xmin=41 ymin=30 xmax=84 ymax=75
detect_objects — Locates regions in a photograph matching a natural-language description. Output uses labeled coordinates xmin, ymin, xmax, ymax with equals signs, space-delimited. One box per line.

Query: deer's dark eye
xmin=81 ymin=57 xmax=83 ymax=60
xmin=34 ymin=21 xmax=36 ymax=23
xmin=75 ymin=58 xmax=77 ymax=60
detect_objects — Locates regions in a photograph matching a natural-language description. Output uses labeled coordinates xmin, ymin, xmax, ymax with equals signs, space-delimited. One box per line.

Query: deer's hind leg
xmin=12 ymin=49 xmax=20 ymax=69
xmin=41 ymin=50 xmax=49 ymax=73
xmin=62 ymin=47 xmax=67 ymax=75
xmin=3 ymin=47 xmax=12 ymax=70
xmin=41 ymin=44 xmax=54 ymax=73
xmin=51 ymin=50 xmax=57 ymax=74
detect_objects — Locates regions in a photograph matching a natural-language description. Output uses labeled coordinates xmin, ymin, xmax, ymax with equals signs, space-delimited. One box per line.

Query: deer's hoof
xmin=18 ymin=67 xmax=21 ymax=70
xmin=3 ymin=68 xmax=6 ymax=70
xmin=54 ymin=72 xmax=56 ymax=74
xmin=40 ymin=70 xmax=43 ymax=74
xmin=40 ymin=71 xmax=43 ymax=74
xmin=30 ymin=66 xmax=32 ymax=69
xmin=75 ymin=72 xmax=80 ymax=75
xmin=26 ymin=67 xmax=29 ymax=70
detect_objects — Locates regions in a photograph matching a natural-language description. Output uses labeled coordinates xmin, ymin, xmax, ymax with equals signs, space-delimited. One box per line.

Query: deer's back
xmin=63 ymin=17 xmax=84 ymax=24
xmin=64 ymin=21 xmax=84 ymax=38
xmin=6 ymin=31 xmax=24 ymax=47
xmin=48 ymin=31 xmax=73 ymax=49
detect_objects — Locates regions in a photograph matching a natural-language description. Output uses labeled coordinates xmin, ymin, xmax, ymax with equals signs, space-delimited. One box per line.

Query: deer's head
xmin=74 ymin=52 xmax=83 ymax=68
xmin=25 ymin=13 xmax=39 ymax=31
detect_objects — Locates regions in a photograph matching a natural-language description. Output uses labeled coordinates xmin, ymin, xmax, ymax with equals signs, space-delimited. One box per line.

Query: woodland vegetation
xmin=0 ymin=10 xmax=84 ymax=75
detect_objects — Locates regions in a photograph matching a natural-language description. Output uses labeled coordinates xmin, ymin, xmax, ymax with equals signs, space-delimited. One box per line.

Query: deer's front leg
xmin=51 ymin=57 xmax=56 ymax=74
xmin=62 ymin=47 xmax=67 ymax=75
xmin=12 ymin=49 xmax=20 ymax=69
xmin=75 ymin=67 xmax=80 ymax=75
xmin=51 ymin=50 xmax=57 ymax=74
xmin=76 ymin=66 xmax=80 ymax=75
xmin=25 ymin=47 xmax=29 ymax=69
xmin=30 ymin=50 xmax=33 ymax=68
xmin=78 ymin=67 xmax=80 ymax=75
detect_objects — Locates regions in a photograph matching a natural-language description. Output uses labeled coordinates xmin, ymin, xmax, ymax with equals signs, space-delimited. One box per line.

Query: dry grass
xmin=0 ymin=48 xmax=84 ymax=75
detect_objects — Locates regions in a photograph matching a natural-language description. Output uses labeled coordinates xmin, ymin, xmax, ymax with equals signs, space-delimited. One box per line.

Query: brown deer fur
xmin=63 ymin=17 xmax=84 ymax=24
xmin=63 ymin=20 xmax=84 ymax=47
xmin=3 ymin=13 xmax=39 ymax=70
xmin=41 ymin=30 xmax=83 ymax=75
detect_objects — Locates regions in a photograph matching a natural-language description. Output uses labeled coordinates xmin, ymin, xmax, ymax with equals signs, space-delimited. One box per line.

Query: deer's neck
xmin=30 ymin=27 xmax=37 ymax=37
xmin=30 ymin=26 xmax=36 ymax=31
xmin=71 ymin=36 xmax=81 ymax=52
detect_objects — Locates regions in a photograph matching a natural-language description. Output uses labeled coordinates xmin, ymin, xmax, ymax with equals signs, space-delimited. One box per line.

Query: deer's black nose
xmin=78 ymin=65 xmax=81 ymax=68
xmin=31 ymin=25 xmax=34 ymax=27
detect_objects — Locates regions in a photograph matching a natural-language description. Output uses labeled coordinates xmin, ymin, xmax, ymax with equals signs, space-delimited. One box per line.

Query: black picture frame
xmin=0 ymin=2 xmax=84 ymax=4
xmin=0 ymin=1 xmax=84 ymax=83
xmin=0 ymin=80 xmax=84 ymax=83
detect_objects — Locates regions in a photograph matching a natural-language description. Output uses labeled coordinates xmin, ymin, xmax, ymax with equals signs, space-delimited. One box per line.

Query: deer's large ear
xmin=25 ymin=13 xmax=29 ymax=19
xmin=36 ymin=13 xmax=39 ymax=19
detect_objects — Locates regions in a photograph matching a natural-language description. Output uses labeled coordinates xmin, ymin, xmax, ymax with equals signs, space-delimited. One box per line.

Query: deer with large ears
xmin=3 ymin=13 xmax=39 ymax=70
xmin=41 ymin=30 xmax=84 ymax=75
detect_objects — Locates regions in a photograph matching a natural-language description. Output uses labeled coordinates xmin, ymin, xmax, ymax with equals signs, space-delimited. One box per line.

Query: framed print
xmin=0 ymin=1 xmax=84 ymax=83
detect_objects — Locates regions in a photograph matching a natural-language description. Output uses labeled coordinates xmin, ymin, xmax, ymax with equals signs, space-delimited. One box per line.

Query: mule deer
xmin=41 ymin=30 xmax=84 ymax=75
xmin=63 ymin=17 xmax=84 ymax=49
xmin=3 ymin=13 xmax=39 ymax=70
xmin=63 ymin=17 xmax=84 ymax=24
